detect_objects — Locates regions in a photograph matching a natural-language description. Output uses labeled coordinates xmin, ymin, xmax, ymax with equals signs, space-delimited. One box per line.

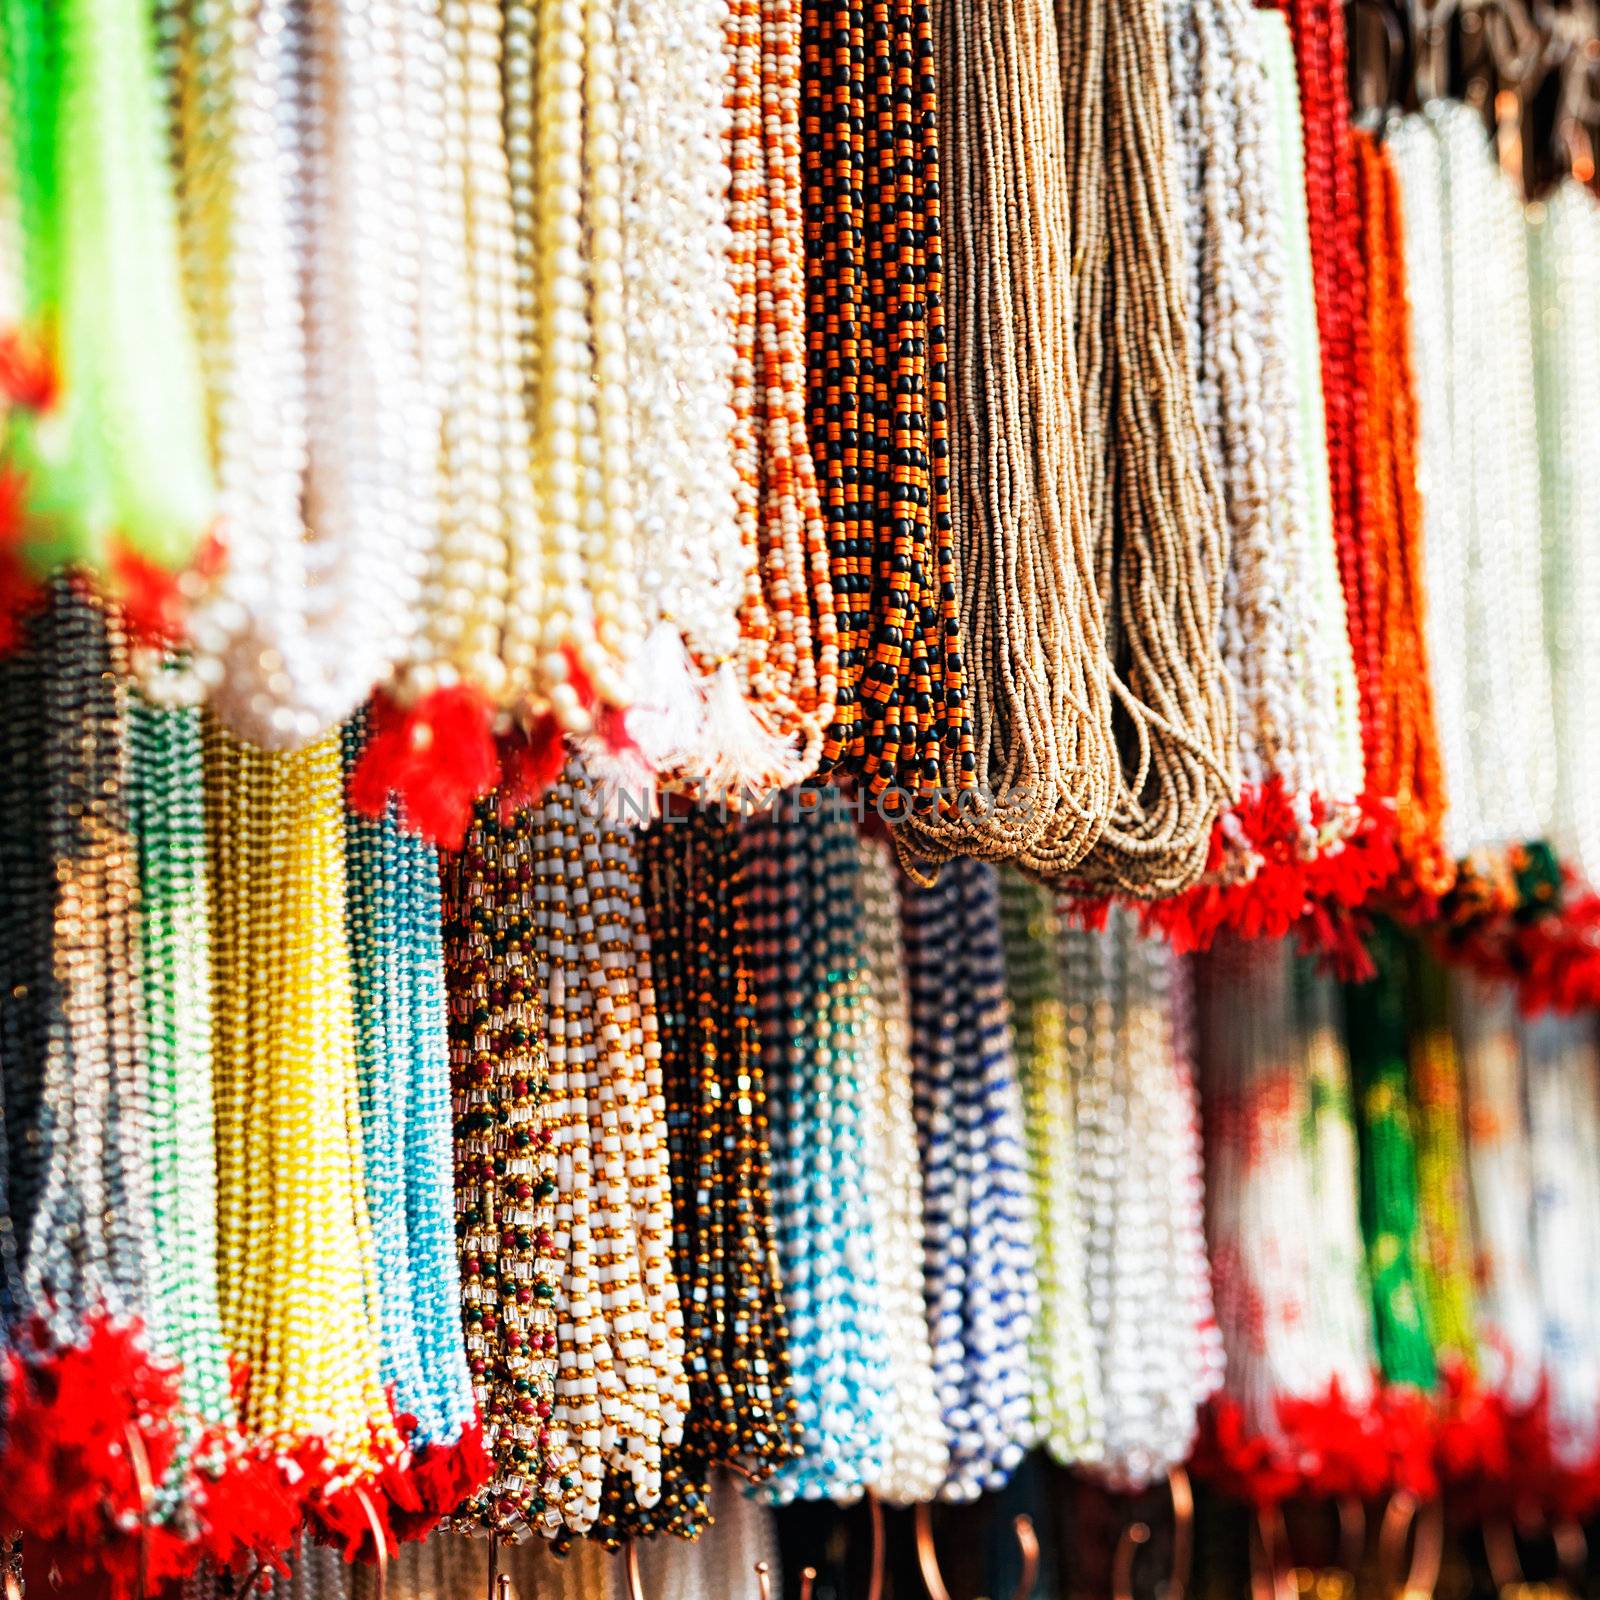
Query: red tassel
xmin=348 ymin=686 xmax=501 ymax=849
xmin=497 ymin=714 xmax=568 ymax=821
xmin=0 ymin=330 xmax=58 ymax=412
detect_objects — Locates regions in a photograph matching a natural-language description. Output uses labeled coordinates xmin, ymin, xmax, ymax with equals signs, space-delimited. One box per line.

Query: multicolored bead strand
xmin=746 ymin=798 xmax=888 ymax=1503
xmin=998 ymin=872 xmax=1102 ymax=1469
xmin=205 ymin=721 xmax=405 ymax=1544
xmin=901 ymin=857 xmax=1037 ymax=1499
xmin=342 ymin=716 xmax=481 ymax=1520
xmin=441 ymin=802 xmax=572 ymax=1539
xmin=523 ymin=765 xmax=686 ymax=1533
xmin=596 ymin=810 xmax=799 ymax=1542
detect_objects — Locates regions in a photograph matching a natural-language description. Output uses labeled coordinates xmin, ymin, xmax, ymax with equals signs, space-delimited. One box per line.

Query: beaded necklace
xmin=1348 ymin=124 xmax=1454 ymax=906
xmin=441 ymin=802 xmax=572 ymax=1540
xmin=1388 ymin=107 xmax=1555 ymax=865
xmin=155 ymin=0 xmax=436 ymax=747
xmin=0 ymin=0 xmax=214 ymax=631
xmin=1060 ymin=910 xmax=1222 ymax=1489
xmin=1195 ymin=938 xmax=1378 ymax=1505
xmin=1279 ymin=0 xmax=1380 ymax=791
xmin=522 ymin=765 xmax=686 ymax=1534
xmin=998 ymin=872 xmax=1102 ymax=1470
xmin=1343 ymin=928 xmax=1436 ymax=1396
xmin=854 ymin=833 xmax=949 ymax=1504
xmin=0 ymin=584 xmax=180 ymax=1594
xmin=1055 ymin=0 xmax=1236 ymax=902
xmin=901 ymin=857 xmax=1038 ymax=1499
xmin=127 ymin=692 xmax=236 ymax=1521
xmin=720 ymin=0 xmax=840 ymax=793
xmin=1148 ymin=0 xmax=1367 ymax=949
xmin=901 ymin=0 xmax=1112 ymax=872
xmin=800 ymin=0 xmax=966 ymax=805
xmin=342 ymin=716 xmax=481 ymax=1525
xmin=745 ymin=799 xmax=888 ymax=1503
xmin=1455 ymin=973 xmax=1543 ymax=1411
xmin=1529 ymin=182 xmax=1600 ymax=893
xmin=205 ymin=721 xmax=404 ymax=1543
xmin=1405 ymin=948 xmax=1477 ymax=1371
xmin=1521 ymin=1011 xmax=1600 ymax=1481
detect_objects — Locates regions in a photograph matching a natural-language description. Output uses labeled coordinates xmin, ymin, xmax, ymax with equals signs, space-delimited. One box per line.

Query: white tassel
xmin=626 ymin=619 xmax=711 ymax=772
xmin=694 ymin=660 xmax=808 ymax=803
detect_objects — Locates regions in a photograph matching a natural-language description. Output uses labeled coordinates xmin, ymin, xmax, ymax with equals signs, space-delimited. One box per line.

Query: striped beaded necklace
xmin=901 ymin=857 xmax=1038 ymax=1500
xmin=596 ymin=810 xmax=801 ymax=1542
xmin=524 ymin=765 xmax=686 ymax=1535
xmin=341 ymin=715 xmax=481 ymax=1524
xmin=800 ymin=0 xmax=967 ymax=804
xmin=745 ymin=798 xmax=889 ymax=1504
xmin=441 ymin=801 xmax=572 ymax=1540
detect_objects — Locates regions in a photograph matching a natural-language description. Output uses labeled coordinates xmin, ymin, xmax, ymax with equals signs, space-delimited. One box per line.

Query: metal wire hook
xmin=1111 ymin=1467 xmax=1194 ymax=1600
xmin=1376 ymin=1491 xmax=1444 ymax=1600
xmin=913 ymin=1503 xmax=1039 ymax=1600
xmin=356 ymin=1489 xmax=388 ymax=1600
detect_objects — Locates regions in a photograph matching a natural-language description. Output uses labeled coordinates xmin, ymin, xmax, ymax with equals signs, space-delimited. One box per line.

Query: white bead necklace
xmin=855 ymin=833 xmax=952 ymax=1505
xmin=1529 ymin=182 xmax=1600 ymax=891
xmin=1390 ymin=106 xmax=1555 ymax=861
xmin=153 ymin=0 xmax=432 ymax=747
xmin=1165 ymin=0 xmax=1360 ymax=823
xmin=613 ymin=0 xmax=751 ymax=773
xmin=1064 ymin=909 xmax=1222 ymax=1489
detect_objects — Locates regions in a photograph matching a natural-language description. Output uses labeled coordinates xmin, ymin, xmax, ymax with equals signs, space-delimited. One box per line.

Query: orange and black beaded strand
xmin=592 ymin=810 xmax=801 ymax=1541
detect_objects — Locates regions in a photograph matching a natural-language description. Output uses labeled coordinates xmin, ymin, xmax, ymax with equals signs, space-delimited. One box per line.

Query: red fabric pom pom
xmin=0 ymin=330 xmax=59 ymax=412
xmin=349 ymin=686 xmax=501 ymax=849
xmin=498 ymin=713 xmax=568 ymax=821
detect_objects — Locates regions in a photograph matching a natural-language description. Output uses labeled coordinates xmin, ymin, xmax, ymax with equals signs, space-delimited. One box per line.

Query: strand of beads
xmin=1149 ymin=0 xmax=1370 ymax=951
xmin=0 ymin=0 xmax=214 ymax=633
xmin=204 ymin=720 xmax=407 ymax=1550
xmin=1278 ymin=0 xmax=1381 ymax=796
xmin=997 ymin=872 xmax=1102 ymax=1470
xmin=1389 ymin=107 xmax=1554 ymax=870
xmin=1053 ymin=0 xmax=1235 ymax=902
xmin=718 ymin=0 xmax=840 ymax=793
xmin=801 ymin=0 xmax=967 ymax=806
xmin=525 ymin=765 xmax=686 ymax=1534
xmin=614 ymin=0 xmax=755 ymax=780
xmin=901 ymin=0 xmax=1111 ymax=872
xmin=1342 ymin=928 xmax=1437 ymax=1417
xmin=595 ymin=810 xmax=800 ymax=1542
xmin=901 ymin=857 xmax=1038 ymax=1499
xmin=341 ymin=716 xmax=482 ymax=1529
xmin=1193 ymin=937 xmax=1378 ymax=1506
xmin=1062 ymin=909 xmax=1222 ymax=1489
xmin=855 ymin=832 xmax=950 ymax=1504
xmin=745 ymin=798 xmax=888 ymax=1503
xmin=127 ymin=689 xmax=241 ymax=1532
xmin=1529 ymin=181 xmax=1600 ymax=893
xmin=155 ymin=0 xmax=431 ymax=747
xmin=1348 ymin=123 xmax=1454 ymax=906
xmin=0 ymin=584 xmax=183 ymax=1597
xmin=1520 ymin=1011 xmax=1600 ymax=1488
xmin=441 ymin=801 xmax=572 ymax=1540
xmin=1405 ymin=948 xmax=1477 ymax=1375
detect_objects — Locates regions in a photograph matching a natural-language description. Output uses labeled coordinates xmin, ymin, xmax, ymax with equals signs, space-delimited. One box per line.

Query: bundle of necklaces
xmin=17 ymin=0 xmax=1600 ymax=1593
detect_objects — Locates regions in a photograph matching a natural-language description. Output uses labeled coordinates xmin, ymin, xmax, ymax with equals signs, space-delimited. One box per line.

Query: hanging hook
xmin=487 ymin=1530 xmax=501 ymax=1600
xmin=1349 ymin=0 xmax=1409 ymax=129
xmin=913 ymin=1503 xmax=1039 ymax=1600
xmin=798 ymin=1568 xmax=818 ymax=1600
xmin=623 ymin=1541 xmax=647 ymax=1600
xmin=1409 ymin=0 xmax=1462 ymax=105
xmin=1111 ymin=1469 xmax=1193 ymax=1600
xmin=3 ymin=1531 xmax=22 ymax=1600
xmin=122 ymin=1425 xmax=154 ymax=1600
xmin=356 ymin=1489 xmax=388 ymax=1600
xmin=1376 ymin=1491 xmax=1443 ymax=1600
xmin=1248 ymin=1507 xmax=1295 ymax=1600
xmin=755 ymin=1563 xmax=774 ymax=1600
xmin=1484 ymin=1513 xmax=1589 ymax=1594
